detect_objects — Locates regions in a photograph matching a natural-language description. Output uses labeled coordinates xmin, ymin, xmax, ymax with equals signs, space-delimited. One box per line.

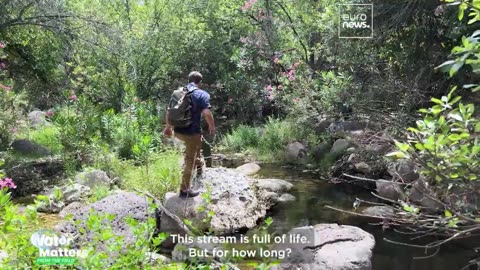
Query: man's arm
xmin=163 ymin=110 xmax=173 ymax=137
xmin=202 ymin=108 xmax=215 ymax=135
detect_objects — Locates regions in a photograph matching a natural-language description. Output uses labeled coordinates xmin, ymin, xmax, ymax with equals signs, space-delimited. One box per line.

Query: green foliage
xmin=0 ymin=186 xmax=171 ymax=269
xmin=117 ymin=151 xmax=181 ymax=198
xmin=0 ymin=90 xmax=26 ymax=150
xmin=87 ymin=185 xmax=111 ymax=204
xmin=257 ymin=118 xmax=296 ymax=157
xmin=16 ymin=125 xmax=63 ymax=154
xmin=223 ymin=125 xmax=259 ymax=152
xmin=387 ymin=1 xmax=480 ymax=223
xmin=389 ymin=88 xmax=479 ymax=184
xmin=221 ymin=118 xmax=298 ymax=162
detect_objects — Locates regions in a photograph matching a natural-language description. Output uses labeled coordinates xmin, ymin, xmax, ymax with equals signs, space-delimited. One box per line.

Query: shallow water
xmin=256 ymin=164 xmax=478 ymax=270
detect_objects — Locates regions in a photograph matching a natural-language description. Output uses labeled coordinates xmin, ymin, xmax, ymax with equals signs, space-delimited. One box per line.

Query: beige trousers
xmin=175 ymin=133 xmax=204 ymax=190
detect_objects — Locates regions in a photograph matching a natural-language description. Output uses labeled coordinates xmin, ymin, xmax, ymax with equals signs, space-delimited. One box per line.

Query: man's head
xmin=188 ymin=71 xmax=203 ymax=85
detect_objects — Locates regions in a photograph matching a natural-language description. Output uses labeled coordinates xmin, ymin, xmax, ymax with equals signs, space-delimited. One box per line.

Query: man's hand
xmin=202 ymin=108 xmax=216 ymax=136
xmin=209 ymin=125 xmax=216 ymax=136
xmin=163 ymin=126 xmax=173 ymax=137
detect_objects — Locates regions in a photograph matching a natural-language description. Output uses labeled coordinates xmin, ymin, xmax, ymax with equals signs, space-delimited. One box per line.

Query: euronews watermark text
xmin=339 ymin=4 xmax=373 ymax=39
xmin=30 ymin=229 xmax=88 ymax=266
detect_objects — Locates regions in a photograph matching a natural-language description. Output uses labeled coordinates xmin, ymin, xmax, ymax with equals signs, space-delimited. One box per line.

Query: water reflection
xmin=257 ymin=164 xmax=477 ymax=270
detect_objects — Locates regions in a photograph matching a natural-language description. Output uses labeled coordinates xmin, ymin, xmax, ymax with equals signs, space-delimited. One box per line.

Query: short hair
xmin=188 ymin=71 xmax=203 ymax=84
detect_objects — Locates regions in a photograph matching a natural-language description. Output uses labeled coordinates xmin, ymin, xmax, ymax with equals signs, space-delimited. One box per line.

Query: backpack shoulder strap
xmin=187 ymin=86 xmax=198 ymax=93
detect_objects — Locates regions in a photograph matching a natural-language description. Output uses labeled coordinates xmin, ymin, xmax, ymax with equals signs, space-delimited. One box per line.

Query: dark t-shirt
xmin=174 ymin=83 xmax=211 ymax=135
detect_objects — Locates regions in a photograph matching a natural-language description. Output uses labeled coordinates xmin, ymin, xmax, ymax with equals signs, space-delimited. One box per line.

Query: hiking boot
xmin=179 ymin=189 xmax=200 ymax=198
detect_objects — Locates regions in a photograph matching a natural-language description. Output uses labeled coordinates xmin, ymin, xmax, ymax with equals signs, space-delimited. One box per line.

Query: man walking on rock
xmin=163 ymin=71 xmax=215 ymax=198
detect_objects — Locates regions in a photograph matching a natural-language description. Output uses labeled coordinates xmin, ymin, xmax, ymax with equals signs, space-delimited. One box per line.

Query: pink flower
xmin=293 ymin=62 xmax=300 ymax=68
xmin=69 ymin=94 xmax=77 ymax=101
xmin=228 ymin=97 xmax=233 ymax=104
xmin=0 ymin=178 xmax=16 ymax=189
xmin=4 ymin=178 xmax=16 ymax=189
xmin=10 ymin=127 xmax=17 ymax=134
xmin=0 ymin=84 xmax=11 ymax=91
xmin=273 ymin=57 xmax=279 ymax=64
xmin=0 ymin=42 xmax=5 ymax=49
xmin=45 ymin=110 xmax=54 ymax=118
xmin=267 ymin=93 xmax=274 ymax=100
xmin=293 ymin=97 xmax=301 ymax=103
xmin=241 ymin=0 xmax=258 ymax=11
xmin=287 ymin=70 xmax=296 ymax=81
xmin=265 ymin=84 xmax=273 ymax=91
xmin=240 ymin=37 xmax=248 ymax=44
xmin=277 ymin=85 xmax=283 ymax=90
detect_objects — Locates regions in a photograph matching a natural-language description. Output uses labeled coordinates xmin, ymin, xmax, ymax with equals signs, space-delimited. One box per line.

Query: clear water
xmin=256 ymin=164 xmax=478 ymax=270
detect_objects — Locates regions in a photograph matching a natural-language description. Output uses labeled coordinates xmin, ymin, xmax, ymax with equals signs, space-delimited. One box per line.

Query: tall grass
xmin=115 ymin=150 xmax=182 ymax=198
xmin=16 ymin=125 xmax=63 ymax=154
xmin=223 ymin=125 xmax=259 ymax=151
xmin=221 ymin=118 xmax=299 ymax=162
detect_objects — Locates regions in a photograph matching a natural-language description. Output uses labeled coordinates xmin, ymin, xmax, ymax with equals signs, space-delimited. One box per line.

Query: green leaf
xmin=448 ymin=112 xmax=463 ymax=121
xmin=449 ymin=96 xmax=462 ymax=105
xmin=394 ymin=141 xmax=410 ymax=152
xmin=450 ymin=61 xmax=464 ymax=77
xmin=459 ymin=3 xmax=468 ymax=20
xmin=444 ymin=210 xmax=452 ymax=217
xmin=436 ymin=60 xmax=455 ymax=72
xmin=431 ymin=97 xmax=443 ymax=105
xmin=415 ymin=143 xmax=425 ymax=151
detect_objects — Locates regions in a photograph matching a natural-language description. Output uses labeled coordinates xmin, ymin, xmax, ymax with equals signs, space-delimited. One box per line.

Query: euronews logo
xmin=339 ymin=4 xmax=373 ymax=39
xmin=30 ymin=229 xmax=88 ymax=266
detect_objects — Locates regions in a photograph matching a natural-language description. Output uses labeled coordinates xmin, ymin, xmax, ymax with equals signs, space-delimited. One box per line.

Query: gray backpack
xmin=167 ymin=87 xmax=197 ymax=128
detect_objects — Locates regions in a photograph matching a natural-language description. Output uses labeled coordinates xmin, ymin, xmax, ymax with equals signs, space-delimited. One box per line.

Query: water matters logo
xmin=339 ymin=4 xmax=373 ymax=39
xmin=30 ymin=229 xmax=88 ymax=266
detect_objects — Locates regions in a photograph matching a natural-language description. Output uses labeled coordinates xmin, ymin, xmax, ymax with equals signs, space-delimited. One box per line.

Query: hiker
xmin=163 ymin=71 xmax=215 ymax=198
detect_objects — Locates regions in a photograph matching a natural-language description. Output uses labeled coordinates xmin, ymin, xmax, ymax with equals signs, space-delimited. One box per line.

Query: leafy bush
xmin=0 ymin=90 xmax=26 ymax=151
xmin=116 ymin=151 xmax=182 ymax=198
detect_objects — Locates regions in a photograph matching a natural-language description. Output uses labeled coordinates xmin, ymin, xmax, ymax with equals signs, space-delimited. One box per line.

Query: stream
xmin=257 ymin=164 xmax=478 ymax=270
xmin=24 ymin=163 xmax=478 ymax=270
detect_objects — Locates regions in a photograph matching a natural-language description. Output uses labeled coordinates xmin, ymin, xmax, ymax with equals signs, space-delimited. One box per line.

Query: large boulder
xmin=285 ymin=142 xmax=307 ymax=164
xmin=253 ymin=178 xmax=293 ymax=194
xmin=11 ymin=139 xmax=50 ymax=157
xmin=314 ymin=117 xmax=334 ymax=134
xmin=328 ymin=121 xmax=367 ymax=134
xmin=271 ymin=224 xmax=375 ymax=270
xmin=28 ymin=110 xmax=47 ymax=128
xmin=218 ymin=153 xmax=250 ymax=168
xmin=253 ymin=178 xmax=295 ymax=205
xmin=56 ymin=192 xmax=151 ymax=248
xmin=330 ymin=139 xmax=350 ymax=154
xmin=362 ymin=206 xmax=395 ymax=218
xmin=389 ymin=160 xmax=419 ymax=182
xmin=74 ymin=169 xmax=112 ymax=189
xmin=160 ymin=168 xmax=273 ymax=248
xmin=235 ymin=163 xmax=261 ymax=176
xmin=38 ymin=184 xmax=91 ymax=214
xmin=59 ymin=201 xmax=86 ymax=218
xmin=376 ymin=180 xmax=405 ymax=201
xmin=6 ymin=157 xmax=65 ymax=198
xmin=408 ymin=178 xmax=443 ymax=211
